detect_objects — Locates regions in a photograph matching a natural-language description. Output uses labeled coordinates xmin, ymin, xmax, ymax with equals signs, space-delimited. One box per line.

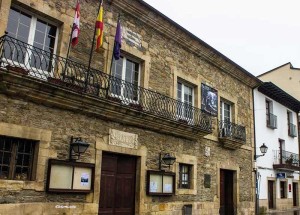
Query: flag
xmin=113 ymin=19 xmax=122 ymax=60
xmin=71 ymin=0 xmax=80 ymax=47
xmin=95 ymin=2 xmax=104 ymax=51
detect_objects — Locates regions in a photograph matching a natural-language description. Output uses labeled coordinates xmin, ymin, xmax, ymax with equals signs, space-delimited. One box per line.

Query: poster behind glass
xmin=201 ymin=83 xmax=218 ymax=116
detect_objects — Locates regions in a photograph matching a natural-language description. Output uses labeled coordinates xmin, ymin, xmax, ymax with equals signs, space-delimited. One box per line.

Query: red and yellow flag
xmin=95 ymin=3 xmax=104 ymax=51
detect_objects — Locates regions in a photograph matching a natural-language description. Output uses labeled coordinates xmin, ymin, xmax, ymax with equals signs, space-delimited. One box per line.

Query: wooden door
xmin=220 ymin=169 xmax=234 ymax=215
xmin=268 ymin=180 xmax=274 ymax=209
xmin=293 ymin=182 xmax=298 ymax=206
xmin=99 ymin=152 xmax=136 ymax=215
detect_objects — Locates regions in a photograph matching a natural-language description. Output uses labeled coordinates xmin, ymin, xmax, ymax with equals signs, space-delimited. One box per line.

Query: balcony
xmin=266 ymin=113 xmax=277 ymax=129
xmin=0 ymin=35 xmax=212 ymax=139
xmin=288 ymin=123 xmax=297 ymax=137
xmin=218 ymin=120 xmax=246 ymax=149
xmin=273 ymin=150 xmax=300 ymax=171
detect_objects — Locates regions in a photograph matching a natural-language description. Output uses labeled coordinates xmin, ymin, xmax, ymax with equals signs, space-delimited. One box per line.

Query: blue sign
xmin=276 ymin=173 xmax=286 ymax=179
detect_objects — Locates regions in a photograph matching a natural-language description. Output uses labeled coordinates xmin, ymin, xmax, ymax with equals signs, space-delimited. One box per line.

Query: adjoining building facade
xmin=0 ymin=0 xmax=260 ymax=214
xmin=258 ymin=63 xmax=300 ymax=101
xmin=254 ymin=82 xmax=300 ymax=213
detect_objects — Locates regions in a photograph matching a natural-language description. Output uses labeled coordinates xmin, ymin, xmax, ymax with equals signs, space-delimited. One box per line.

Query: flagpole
xmin=109 ymin=14 xmax=120 ymax=75
xmin=85 ymin=0 xmax=103 ymax=91
xmin=62 ymin=24 xmax=74 ymax=81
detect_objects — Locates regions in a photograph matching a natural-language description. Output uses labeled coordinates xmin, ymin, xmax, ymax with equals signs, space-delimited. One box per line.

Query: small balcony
xmin=218 ymin=120 xmax=246 ymax=149
xmin=0 ymin=35 xmax=212 ymax=139
xmin=273 ymin=150 xmax=300 ymax=171
xmin=288 ymin=123 xmax=297 ymax=137
xmin=266 ymin=113 xmax=277 ymax=129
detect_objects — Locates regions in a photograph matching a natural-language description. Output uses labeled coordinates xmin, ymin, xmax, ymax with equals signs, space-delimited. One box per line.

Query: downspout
xmin=252 ymin=87 xmax=258 ymax=215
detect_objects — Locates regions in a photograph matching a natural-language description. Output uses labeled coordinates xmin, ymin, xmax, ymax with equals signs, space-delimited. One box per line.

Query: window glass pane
xmin=0 ymin=137 xmax=13 ymax=180
xmin=47 ymin=24 xmax=57 ymax=37
xmin=7 ymin=8 xmax=31 ymax=42
xmin=112 ymin=58 xmax=123 ymax=79
xmin=6 ymin=19 xmax=18 ymax=36
xmin=34 ymin=30 xmax=45 ymax=45
xmin=45 ymin=36 xmax=56 ymax=52
xmin=8 ymin=8 xmax=20 ymax=22
xmin=17 ymin=23 xmax=30 ymax=42
xmin=177 ymin=82 xmax=182 ymax=101
xmin=36 ymin=19 xmax=47 ymax=33
xmin=20 ymin=12 xmax=31 ymax=27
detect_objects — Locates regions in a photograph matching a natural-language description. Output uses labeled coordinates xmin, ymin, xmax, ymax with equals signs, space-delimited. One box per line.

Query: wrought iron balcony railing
xmin=219 ymin=120 xmax=246 ymax=142
xmin=288 ymin=123 xmax=297 ymax=137
xmin=266 ymin=113 xmax=277 ymax=129
xmin=0 ymin=35 xmax=212 ymax=132
xmin=273 ymin=150 xmax=299 ymax=167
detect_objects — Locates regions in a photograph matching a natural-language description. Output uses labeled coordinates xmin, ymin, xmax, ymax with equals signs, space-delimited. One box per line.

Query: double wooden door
xmin=99 ymin=152 xmax=136 ymax=215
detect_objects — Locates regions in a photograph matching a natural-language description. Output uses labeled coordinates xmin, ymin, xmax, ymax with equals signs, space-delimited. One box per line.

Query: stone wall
xmin=0 ymin=0 xmax=257 ymax=214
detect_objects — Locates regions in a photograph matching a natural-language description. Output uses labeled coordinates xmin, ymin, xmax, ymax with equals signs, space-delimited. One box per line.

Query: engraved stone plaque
xmin=122 ymin=27 xmax=142 ymax=48
xmin=109 ymin=129 xmax=138 ymax=149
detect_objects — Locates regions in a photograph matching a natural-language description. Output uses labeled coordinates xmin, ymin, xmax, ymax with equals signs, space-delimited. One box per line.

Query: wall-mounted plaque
xmin=204 ymin=174 xmax=211 ymax=188
xmin=46 ymin=159 xmax=95 ymax=193
xmin=147 ymin=170 xmax=175 ymax=196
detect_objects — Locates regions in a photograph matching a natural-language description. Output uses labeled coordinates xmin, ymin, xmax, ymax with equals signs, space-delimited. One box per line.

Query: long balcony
xmin=266 ymin=113 xmax=277 ymax=129
xmin=218 ymin=120 xmax=246 ymax=149
xmin=273 ymin=150 xmax=300 ymax=171
xmin=288 ymin=123 xmax=297 ymax=137
xmin=0 ymin=35 xmax=212 ymax=139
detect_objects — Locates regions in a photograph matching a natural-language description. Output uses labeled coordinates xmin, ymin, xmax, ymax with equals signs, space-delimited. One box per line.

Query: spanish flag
xmin=95 ymin=2 xmax=104 ymax=51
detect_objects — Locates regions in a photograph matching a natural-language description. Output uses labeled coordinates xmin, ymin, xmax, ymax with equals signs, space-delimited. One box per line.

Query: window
xmin=177 ymin=81 xmax=194 ymax=120
xmin=179 ymin=164 xmax=192 ymax=189
xmin=220 ymin=100 xmax=231 ymax=123
xmin=287 ymin=111 xmax=297 ymax=137
xmin=0 ymin=136 xmax=38 ymax=181
xmin=111 ymin=56 xmax=140 ymax=101
xmin=280 ymin=181 xmax=287 ymax=198
xmin=5 ymin=7 xmax=58 ymax=73
xmin=266 ymin=100 xmax=277 ymax=128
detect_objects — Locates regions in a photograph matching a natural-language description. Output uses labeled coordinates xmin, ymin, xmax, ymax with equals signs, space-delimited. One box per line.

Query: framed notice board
xmin=46 ymin=159 xmax=95 ymax=193
xmin=146 ymin=170 xmax=175 ymax=196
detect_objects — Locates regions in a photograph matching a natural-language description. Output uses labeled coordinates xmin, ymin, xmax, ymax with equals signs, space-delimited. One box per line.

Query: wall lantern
xmin=69 ymin=136 xmax=90 ymax=161
xmin=159 ymin=153 xmax=176 ymax=170
xmin=255 ymin=143 xmax=268 ymax=159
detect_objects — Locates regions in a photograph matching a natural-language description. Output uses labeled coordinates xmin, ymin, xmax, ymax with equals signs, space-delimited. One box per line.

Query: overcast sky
xmin=143 ymin=0 xmax=300 ymax=76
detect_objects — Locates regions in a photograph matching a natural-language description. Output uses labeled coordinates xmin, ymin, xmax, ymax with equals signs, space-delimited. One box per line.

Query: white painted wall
xmin=254 ymin=88 xmax=299 ymax=200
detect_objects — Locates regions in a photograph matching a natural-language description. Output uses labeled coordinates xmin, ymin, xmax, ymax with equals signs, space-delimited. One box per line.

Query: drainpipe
xmin=252 ymin=86 xmax=259 ymax=215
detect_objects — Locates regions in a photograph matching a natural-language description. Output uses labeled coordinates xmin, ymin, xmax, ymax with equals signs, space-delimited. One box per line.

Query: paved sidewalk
xmin=265 ymin=208 xmax=300 ymax=215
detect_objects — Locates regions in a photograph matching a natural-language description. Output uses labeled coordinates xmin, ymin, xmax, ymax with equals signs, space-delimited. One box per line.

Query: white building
xmin=254 ymin=82 xmax=300 ymax=213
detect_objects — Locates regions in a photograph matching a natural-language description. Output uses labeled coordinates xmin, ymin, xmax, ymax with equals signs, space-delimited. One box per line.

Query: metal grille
xmin=288 ymin=123 xmax=297 ymax=137
xmin=0 ymin=35 xmax=213 ymax=132
xmin=219 ymin=120 xmax=246 ymax=142
xmin=273 ymin=150 xmax=299 ymax=166
xmin=0 ymin=135 xmax=36 ymax=180
xmin=266 ymin=113 xmax=277 ymax=129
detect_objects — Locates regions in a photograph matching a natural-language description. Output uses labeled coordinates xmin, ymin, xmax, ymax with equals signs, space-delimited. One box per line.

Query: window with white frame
xmin=177 ymin=81 xmax=194 ymax=121
xmin=220 ymin=100 xmax=231 ymax=122
xmin=111 ymin=56 xmax=140 ymax=101
xmin=220 ymin=100 xmax=232 ymax=137
xmin=5 ymin=7 xmax=58 ymax=73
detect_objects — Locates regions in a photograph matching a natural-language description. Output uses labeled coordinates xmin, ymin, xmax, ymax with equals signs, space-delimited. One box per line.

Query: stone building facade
xmin=0 ymin=0 xmax=260 ymax=214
